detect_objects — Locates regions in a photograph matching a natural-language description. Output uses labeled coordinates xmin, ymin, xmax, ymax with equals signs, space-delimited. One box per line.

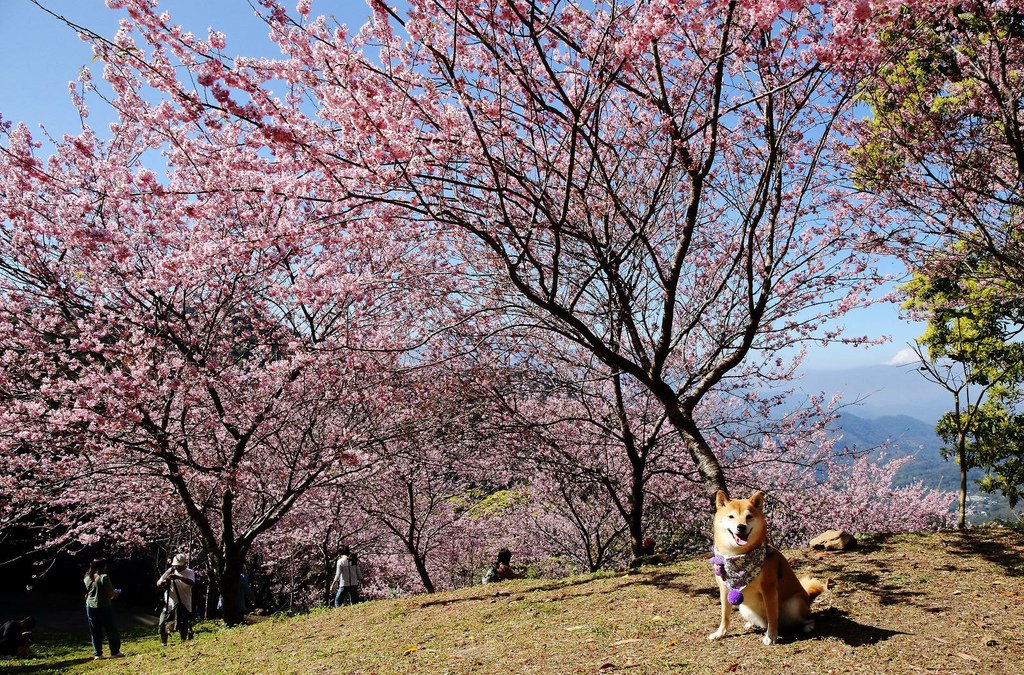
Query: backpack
xmin=482 ymin=565 xmax=499 ymax=584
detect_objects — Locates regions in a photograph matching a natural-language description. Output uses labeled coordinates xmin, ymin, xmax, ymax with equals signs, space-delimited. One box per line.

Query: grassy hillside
xmin=6 ymin=528 xmax=1022 ymax=674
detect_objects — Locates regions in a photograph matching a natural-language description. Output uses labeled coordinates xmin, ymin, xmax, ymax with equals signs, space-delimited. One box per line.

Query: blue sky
xmin=0 ymin=1 xmax=376 ymax=136
xmin=0 ymin=0 xmax=922 ymax=372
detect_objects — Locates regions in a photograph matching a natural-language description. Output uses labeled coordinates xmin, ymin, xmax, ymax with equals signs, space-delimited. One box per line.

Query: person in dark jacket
xmin=0 ymin=616 xmax=35 ymax=659
xmin=495 ymin=548 xmax=526 ymax=580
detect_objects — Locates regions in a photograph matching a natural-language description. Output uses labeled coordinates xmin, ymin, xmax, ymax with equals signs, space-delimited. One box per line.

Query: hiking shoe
xmin=111 ymin=652 xmax=126 ymax=658
xmin=93 ymin=655 xmax=105 ymax=660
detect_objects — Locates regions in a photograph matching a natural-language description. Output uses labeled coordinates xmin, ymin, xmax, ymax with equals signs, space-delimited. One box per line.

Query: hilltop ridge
xmin=15 ymin=528 xmax=1022 ymax=674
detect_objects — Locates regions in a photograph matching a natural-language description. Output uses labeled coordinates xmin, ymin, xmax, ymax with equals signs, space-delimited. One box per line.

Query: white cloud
xmin=884 ymin=347 xmax=921 ymax=367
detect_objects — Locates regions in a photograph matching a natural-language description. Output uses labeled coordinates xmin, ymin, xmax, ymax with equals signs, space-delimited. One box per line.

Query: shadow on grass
xmin=806 ymin=607 xmax=908 ymax=647
xmin=942 ymin=530 xmax=1024 ymax=576
xmin=524 ymin=576 xmax=608 ymax=595
xmin=615 ymin=571 xmax=718 ymax=598
xmin=412 ymin=575 xmax=605 ymax=609
xmin=841 ymin=535 xmax=888 ymax=555
xmin=414 ymin=566 xmax=715 ymax=611
xmin=809 ymin=550 xmax=937 ymax=611
xmin=837 ymin=569 xmax=930 ymax=607
xmin=4 ymin=655 xmax=94 ymax=674
xmin=1 ymin=625 xmax=179 ymax=674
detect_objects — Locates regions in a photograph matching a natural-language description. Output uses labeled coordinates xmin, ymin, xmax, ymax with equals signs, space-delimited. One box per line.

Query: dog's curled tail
xmin=800 ymin=577 xmax=827 ymax=602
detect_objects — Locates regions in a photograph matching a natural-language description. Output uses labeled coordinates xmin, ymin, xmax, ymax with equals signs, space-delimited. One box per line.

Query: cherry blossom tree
xmin=0 ymin=66 xmax=458 ymax=622
xmin=250 ymin=484 xmax=381 ymax=610
xmin=485 ymin=337 xmax=685 ymax=563
xmin=1 ymin=0 xmax=963 ymax=611
xmin=264 ymin=0 xmax=889 ymax=499
xmin=855 ymin=1 xmax=1024 ymax=295
xmin=347 ymin=359 xmax=512 ymax=594
xmin=526 ymin=469 xmax=631 ymax=573
xmin=49 ymin=0 xmax=892 ymax=502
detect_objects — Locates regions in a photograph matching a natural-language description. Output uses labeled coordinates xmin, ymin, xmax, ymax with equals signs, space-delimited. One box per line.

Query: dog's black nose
xmin=735 ymin=523 xmax=748 ymax=534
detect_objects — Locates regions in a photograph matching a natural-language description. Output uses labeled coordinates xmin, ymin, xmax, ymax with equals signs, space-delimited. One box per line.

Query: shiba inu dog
xmin=707 ymin=490 xmax=825 ymax=645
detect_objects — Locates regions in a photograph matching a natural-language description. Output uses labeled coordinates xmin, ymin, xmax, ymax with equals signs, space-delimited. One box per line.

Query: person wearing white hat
xmin=156 ymin=554 xmax=195 ymax=646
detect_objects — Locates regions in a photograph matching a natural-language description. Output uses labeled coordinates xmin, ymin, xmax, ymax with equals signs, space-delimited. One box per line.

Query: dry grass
xmin=8 ymin=527 xmax=1023 ymax=674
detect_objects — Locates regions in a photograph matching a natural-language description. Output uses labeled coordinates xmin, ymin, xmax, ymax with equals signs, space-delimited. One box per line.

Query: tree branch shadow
xmin=615 ymin=571 xmax=718 ymax=598
xmin=835 ymin=569 xmax=929 ymax=606
xmin=412 ymin=575 xmax=605 ymax=609
xmin=942 ymin=530 xmax=1024 ymax=576
xmin=5 ymin=655 xmax=95 ymax=674
xmin=801 ymin=607 xmax=908 ymax=647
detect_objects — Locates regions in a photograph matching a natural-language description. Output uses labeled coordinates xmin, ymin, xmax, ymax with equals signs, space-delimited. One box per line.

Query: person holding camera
xmin=156 ymin=553 xmax=195 ymax=646
xmin=84 ymin=559 xmax=123 ymax=660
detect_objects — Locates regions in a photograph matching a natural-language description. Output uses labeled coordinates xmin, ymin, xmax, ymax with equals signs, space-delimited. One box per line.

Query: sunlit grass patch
xmin=4 ymin=529 xmax=1022 ymax=674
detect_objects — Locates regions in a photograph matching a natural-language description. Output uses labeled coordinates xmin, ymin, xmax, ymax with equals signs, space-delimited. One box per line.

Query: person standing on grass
xmin=157 ymin=553 xmax=196 ymax=646
xmin=330 ymin=546 xmax=362 ymax=607
xmin=84 ymin=559 xmax=123 ymax=660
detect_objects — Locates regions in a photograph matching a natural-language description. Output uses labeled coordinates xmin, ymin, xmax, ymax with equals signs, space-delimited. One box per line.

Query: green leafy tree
xmin=858 ymin=3 xmax=1024 ymax=524
xmin=960 ymin=397 xmax=1024 ymax=511
xmin=904 ymin=257 xmax=1024 ymax=527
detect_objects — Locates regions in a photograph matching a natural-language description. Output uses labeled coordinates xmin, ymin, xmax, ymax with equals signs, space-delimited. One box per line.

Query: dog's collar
xmin=710 ymin=544 xmax=766 ymax=603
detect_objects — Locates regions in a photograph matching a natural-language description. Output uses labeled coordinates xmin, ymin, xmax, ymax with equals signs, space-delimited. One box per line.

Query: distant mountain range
xmin=792 ymin=364 xmax=961 ymax=488
xmin=769 ymin=364 xmax=1016 ymax=520
xmin=831 ymin=412 xmax=963 ymax=491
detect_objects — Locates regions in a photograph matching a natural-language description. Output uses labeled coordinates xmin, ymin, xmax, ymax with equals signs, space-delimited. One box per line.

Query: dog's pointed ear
xmin=749 ymin=491 xmax=765 ymax=510
xmin=715 ymin=490 xmax=729 ymax=508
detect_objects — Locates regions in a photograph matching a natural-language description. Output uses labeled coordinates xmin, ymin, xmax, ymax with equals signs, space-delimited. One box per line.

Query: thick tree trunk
xmin=662 ymin=405 xmax=728 ymax=502
xmin=611 ymin=369 xmax=650 ymax=564
xmin=628 ymin=469 xmax=645 ymax=562
xmin=217 ymin=548 xmax=247 ymax=627
xmin=403 ymin=481 xmax=434 ymax=593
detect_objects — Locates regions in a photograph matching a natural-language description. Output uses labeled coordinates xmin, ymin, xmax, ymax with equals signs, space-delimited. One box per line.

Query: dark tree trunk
xmin=410 ymin=549 xmax=435 ymax=594
xmin=958 ymin=433 xmax=968 ymax=530
xmin=611 ymin=369 xmax=651 ymax=565
xmin=628 ymin=467 xmax=645 ymax=561
xmin=403 ymin=481 xmax=435 ymax=593
xmin=662 ymin=405 xmax=728 ymax=502
xmin=217 ymin=548 xmax=246 ymax=627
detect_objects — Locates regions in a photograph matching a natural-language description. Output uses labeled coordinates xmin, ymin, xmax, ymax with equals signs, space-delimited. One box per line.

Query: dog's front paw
xmin=707 ymin=628 xmax=727 ymax=641
xmin=762 ymin=634 xmax=778 ymax=645
xmin=802 ymin=620 xmax=815 ymax=634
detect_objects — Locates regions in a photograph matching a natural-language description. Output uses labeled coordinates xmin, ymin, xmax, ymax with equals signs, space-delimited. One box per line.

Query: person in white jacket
xmin=156 ymin=553 xmax=195 ymax=646
xmin=330 ymin=546 xmax=362 ymax=607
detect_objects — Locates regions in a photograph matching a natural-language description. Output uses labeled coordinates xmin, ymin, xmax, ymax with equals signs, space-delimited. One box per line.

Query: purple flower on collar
xmin=710 ymin=544 xmax=766 ymax=606
xmin=709 ymin=554 xmax=725 ymax=579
